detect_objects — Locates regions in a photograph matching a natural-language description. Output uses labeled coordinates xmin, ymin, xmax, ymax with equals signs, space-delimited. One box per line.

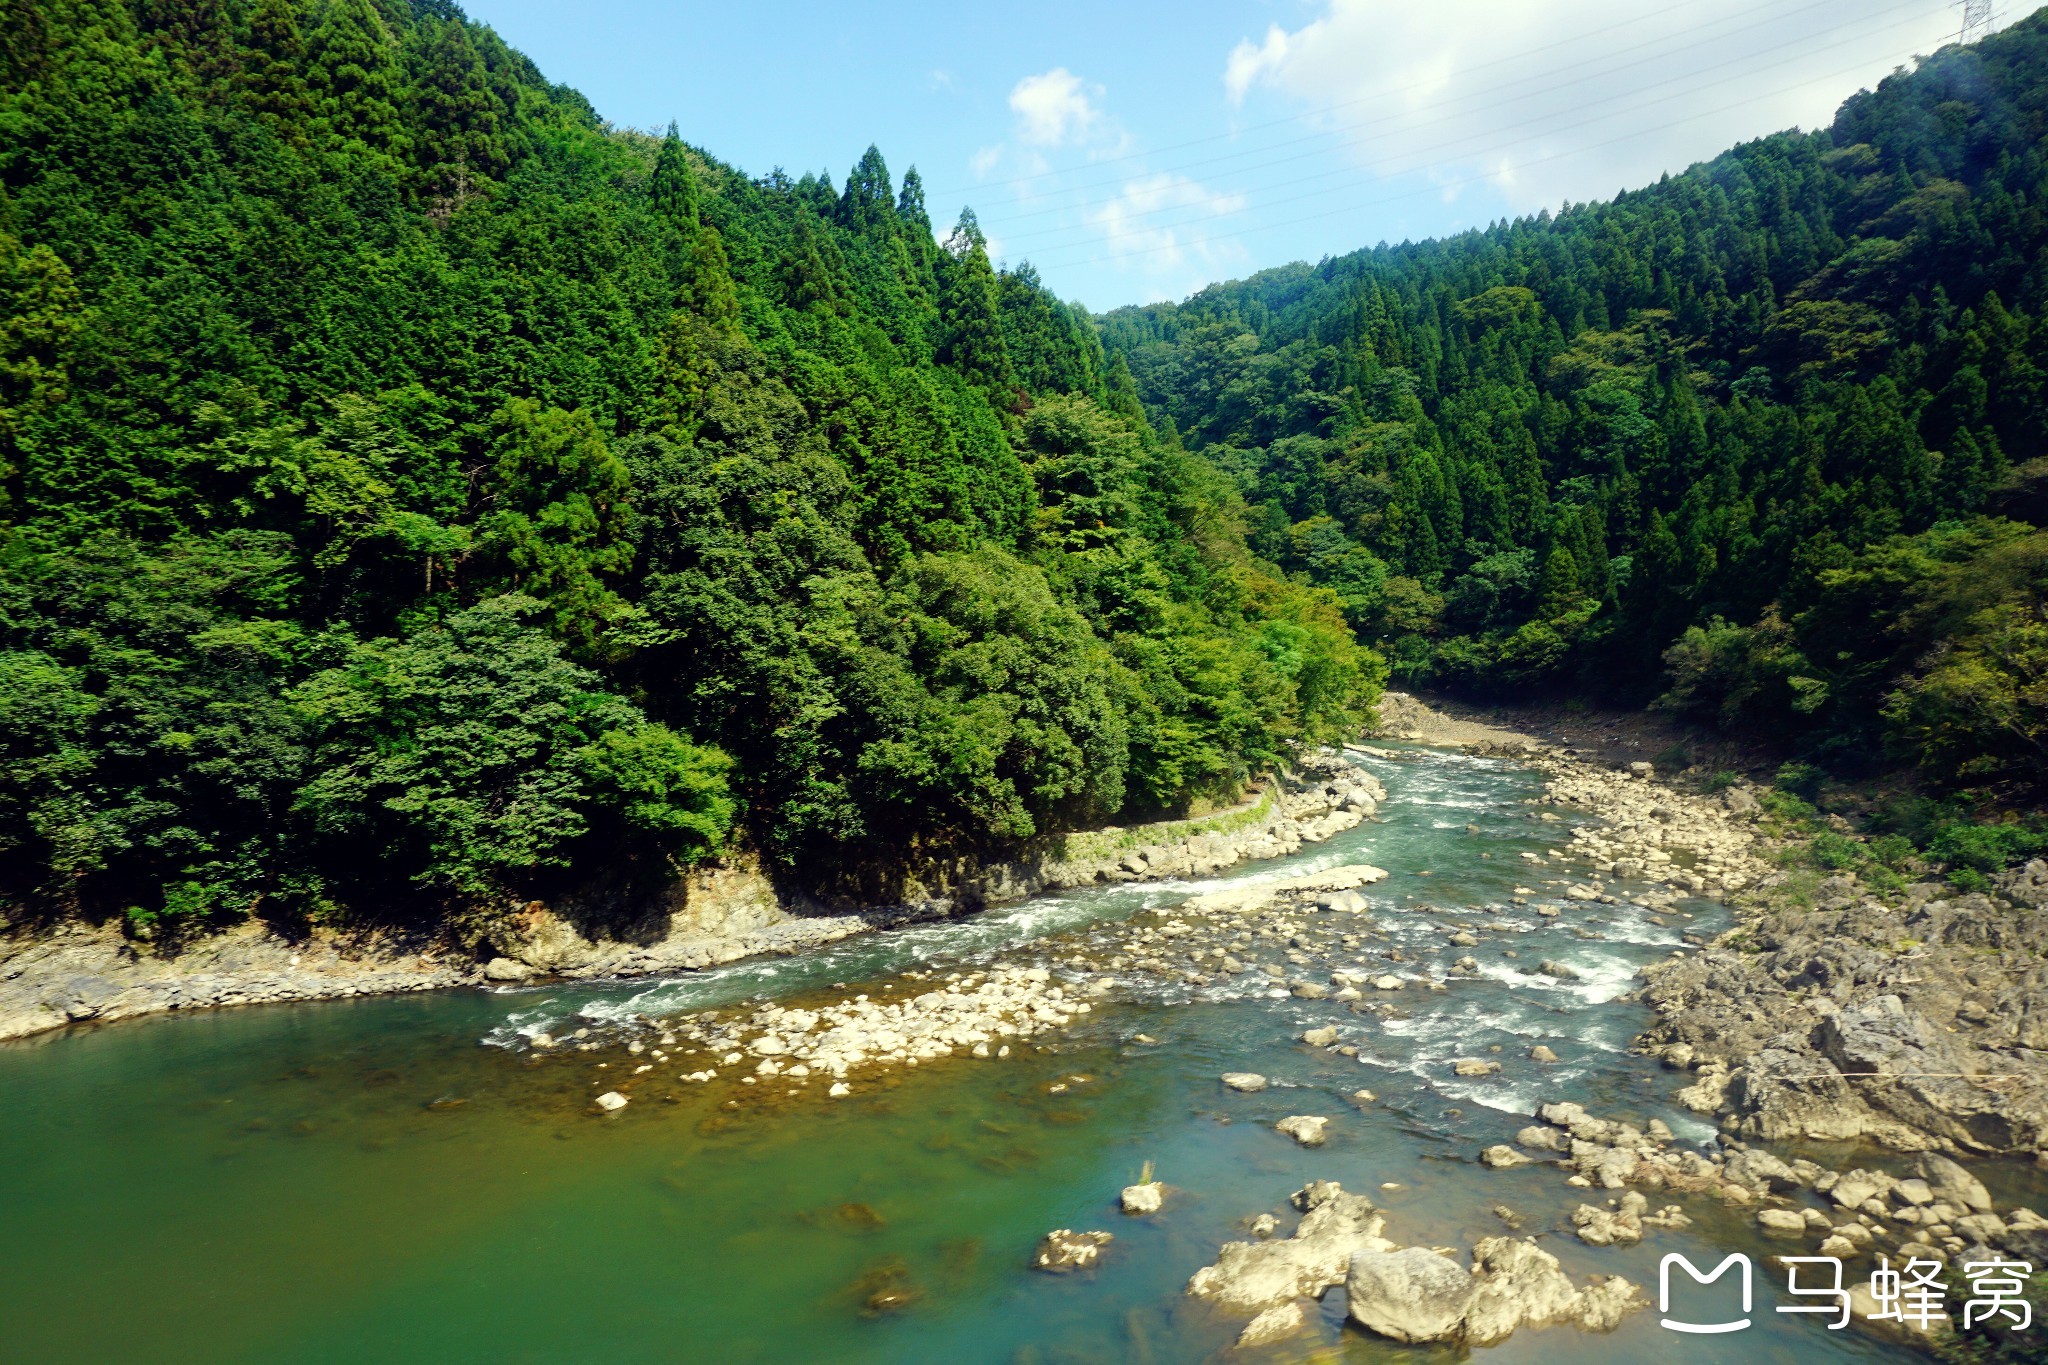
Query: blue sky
xmin=462 ymin=0 xmax=2018 ymax=311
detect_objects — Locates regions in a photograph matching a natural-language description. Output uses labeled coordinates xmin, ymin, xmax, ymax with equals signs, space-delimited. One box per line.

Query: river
xmin=0 ymin=747 xmax=1967 ymax=1361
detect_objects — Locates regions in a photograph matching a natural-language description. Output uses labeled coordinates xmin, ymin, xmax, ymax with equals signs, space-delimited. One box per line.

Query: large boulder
xmin=1277 ymin=1115 xmax=1329 ymax=1147
xmin=1346 ymin=1237 xmax=1647 ymax=1346
xmin=1186 ymin=1182 xmax=1388 ymax=1313
xmin=1723 ymin=1147 xmax=1801 ymax=1194
xmin=1915 ymin=1153 xmax=1993 ymax=1212
xmin=1345 ymin=1248 xmax=1475 ymax=1343
xmin=1829 ymin=1168 xmax=1898 ymax=1210
xmin=1816 ymin=995 xmax=2048 ymax=1154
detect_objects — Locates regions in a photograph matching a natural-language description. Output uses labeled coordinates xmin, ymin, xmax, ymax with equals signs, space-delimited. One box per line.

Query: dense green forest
xmin=8 ymin=0 xmax=2047 ymax=935
xmin=0 ymin=0 xmax=1380 ymax=930
xmin=1104 ymin=14 xmax=2048 ymax=813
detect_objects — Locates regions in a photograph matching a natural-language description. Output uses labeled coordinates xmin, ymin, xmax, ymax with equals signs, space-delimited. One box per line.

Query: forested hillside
xmin=0 ymin=0 xmax=1379 ymax=930
xmin=1104 ymin=14 xmax=2048 ymax=804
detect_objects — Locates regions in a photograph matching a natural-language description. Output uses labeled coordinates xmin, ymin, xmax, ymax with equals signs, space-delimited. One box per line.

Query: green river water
xmin=1 ymin=748 xmax=2033 ymax=1362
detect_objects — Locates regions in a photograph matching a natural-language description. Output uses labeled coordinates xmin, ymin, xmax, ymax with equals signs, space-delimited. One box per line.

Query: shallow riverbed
xmin=0 ymin=749 xmax=2001 ymax=1361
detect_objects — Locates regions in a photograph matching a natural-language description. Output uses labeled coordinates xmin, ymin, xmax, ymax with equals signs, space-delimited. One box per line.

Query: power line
xmin=1021 ymin=36 xmax=1938 ymax=277
xmin=967 ymin=0 xmax=1911 ymax=233
xmin=937 ymin=0 xmax=1835 ymax=208
xmin=1001 ymin=10 xmax=1941 ymax=259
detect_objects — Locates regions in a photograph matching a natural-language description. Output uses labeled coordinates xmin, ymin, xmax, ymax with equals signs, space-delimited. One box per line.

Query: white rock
xmin=1277 ymin=1115 xmax=1329 ymax=1147
xmin=1188 ymin=1182 xmax=1388 ymax=1313
xmin=1757 ymin=1209 xmax=1807 ymax=1237
xmin=1345 ymin=1247 xmax=1474 ymax=1342
xmin=1120 ymin=1182 xmax=1165 ymax=1215
xmin=1032 ymin=1229 xmax=1112 ymax=1273
xmin=594 ymin=1091 xmax=627 ymax=1112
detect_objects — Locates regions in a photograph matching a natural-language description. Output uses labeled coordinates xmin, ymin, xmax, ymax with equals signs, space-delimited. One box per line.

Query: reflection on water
xmin=0 ymin=750 xmax=2009 ymax=1362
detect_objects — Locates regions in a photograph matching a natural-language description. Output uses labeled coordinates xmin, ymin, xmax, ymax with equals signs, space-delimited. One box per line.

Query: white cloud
xmin=1009 ymin=67 xmax=1102 ymax=147
xmin=1084 ymin=172 xmax=1249 ymax=289
xmin=1219 ymin=0 xmax=1979 ymax=215
xmin=969 ymin=144 xmax=1003 ymax=178
xmin=1223 ymin=25 xmax=1290 ymax=106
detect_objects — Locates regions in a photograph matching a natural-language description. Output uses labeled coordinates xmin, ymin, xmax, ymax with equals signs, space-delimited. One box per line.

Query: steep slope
xmin=0 ymin=0 xmax=1379 ymax=933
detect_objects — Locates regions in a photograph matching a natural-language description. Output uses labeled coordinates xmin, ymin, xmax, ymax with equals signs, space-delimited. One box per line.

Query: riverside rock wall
xmin=0 ymin=758 xmax=1385 ymax=1043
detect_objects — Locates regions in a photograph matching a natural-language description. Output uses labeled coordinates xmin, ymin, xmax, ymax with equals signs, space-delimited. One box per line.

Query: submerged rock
xmin=1236 ymin=1302 xmax=1305 ymax=1347
xmin=1569 ymin=1200 xmax=1643 ymax=1246
xmin=1031 ymin=1229 xmax=1112 ymax=1273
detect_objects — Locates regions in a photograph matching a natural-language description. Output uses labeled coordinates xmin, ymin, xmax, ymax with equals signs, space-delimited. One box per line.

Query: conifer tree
xmin=777 ymin=210 xmax=849 ymax=317
xmin=410 ymin=16 xmax=507 ymax=202
xmin=1105 ymin=352 xmax=1144 ymax=423
xmin=840 ymin=145 xmax=896 ymax=236
xmin=650 ymin=123 xmax=700 ymax=227
xmin=136 ymin=0 xmax=236 ymax=88
xmin=237 ymin=0 xmax=313 ymax=143
xmin=685 ymin=226 xmax=739 ymax=325
xmin=308 ymin=0 xmax=411 ymax=163
xmin=938 ymin=210 xmax=1012 ymax=390
xmin=1537 ymin=545 xmax=1582 ymax=617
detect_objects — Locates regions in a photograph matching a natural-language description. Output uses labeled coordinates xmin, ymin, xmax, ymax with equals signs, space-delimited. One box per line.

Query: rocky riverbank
xmin=1474 ymin=1095 xmax=2048 ymax=1350
xmin=1370 ymin=689 xmax=2048 ymax=1163
xmin=1637 ymin=856 xmax=2048 ymax=1160
xmin=0 ymin=757 xmax=1386 ymax=1044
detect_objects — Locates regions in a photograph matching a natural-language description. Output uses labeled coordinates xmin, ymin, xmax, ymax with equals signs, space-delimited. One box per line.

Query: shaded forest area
xmin=0 ymin=0 xmax=1380 ymax=931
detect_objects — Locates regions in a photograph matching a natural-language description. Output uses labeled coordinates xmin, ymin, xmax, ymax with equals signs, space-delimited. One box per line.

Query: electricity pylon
xmin=1957 ymin=0 xmax=1995 ymax=44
